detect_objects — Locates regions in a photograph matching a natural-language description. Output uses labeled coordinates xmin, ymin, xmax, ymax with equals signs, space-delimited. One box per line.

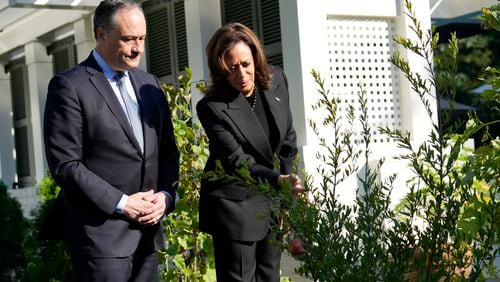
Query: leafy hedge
xmin=0 ymin=181 xmax=27 ymax=281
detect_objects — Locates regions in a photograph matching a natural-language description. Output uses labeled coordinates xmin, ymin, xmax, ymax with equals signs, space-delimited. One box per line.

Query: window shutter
xmin=260 ymin=0 xmax=281 ymax=45
xmin=221 ymin=0 xmax=282 ymax=68
xmin=174 ymin=0 xmax=188 ymax=72
xmin=222 ymin=0 xmax=254 ymax=29
xmin=14 ymin=126 xmax=31 ymax=178
xmin=10 ymin=66 xmax=27 ymax=120
xmin=53 ymin=47 xmax=71 ymax=74
xmin=266 ymin=53 xmax=283 ymax=68
xmin=9 ymin=62 xmax=34 ymax=187
xmin=145 ymin=5 xmax=172 ymax=78
xmin=48 ymin=36 xmax=78 ymax=74
xmin=260 ymin=0 xmax=282 ymax=68
xmin=74 ymin=45 xmax=78 ymax=66
xmin=144 ymin=0 xmax=188 ymax=82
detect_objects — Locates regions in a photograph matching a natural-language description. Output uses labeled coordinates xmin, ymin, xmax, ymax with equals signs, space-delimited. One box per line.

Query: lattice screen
xmin=326 ymin=17 xmax=402 ymax=143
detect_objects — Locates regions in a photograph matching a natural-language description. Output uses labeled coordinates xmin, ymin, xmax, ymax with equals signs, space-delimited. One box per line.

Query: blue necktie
xmin=115 ymin=73 xmax=144 ymax=153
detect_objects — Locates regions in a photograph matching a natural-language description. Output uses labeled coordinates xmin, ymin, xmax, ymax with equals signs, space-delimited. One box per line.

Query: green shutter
xmin=261 ymin=0 xmax=281 ymax=45
xmin=14 ymin=126 xmax=31 ymax=178
xmin=222 ymin=0 xmax=282 ymax=68
xmin=10 ymin=66 xmax=26 ymax=121
xmin=53 ymin=47 xmax=71 ymax=74
xmin=222 ymin=0 xmax=254 ymax=29
xmin=74 ymin=44 xmax=79 ymax=65
xmin=9 ymin=62 xmax=33 ymax=186
xmin=49 ymin=36 xmax=77 ymax=74
xmin=146 ymin=6 xmax=172 ymax=78
xmin=267 ymin=53 xmax=283 ymax=69
xmin=174 ymin=0 xmax=188 ymax=72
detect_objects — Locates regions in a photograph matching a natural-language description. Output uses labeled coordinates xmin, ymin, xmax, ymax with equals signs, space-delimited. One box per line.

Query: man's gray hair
xmin=93 ymin=0 xmax=143 ymax=39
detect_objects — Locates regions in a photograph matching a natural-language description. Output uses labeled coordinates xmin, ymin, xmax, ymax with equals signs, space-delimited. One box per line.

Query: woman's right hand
xmin=278 ymin=174 xmax=305 ymax=198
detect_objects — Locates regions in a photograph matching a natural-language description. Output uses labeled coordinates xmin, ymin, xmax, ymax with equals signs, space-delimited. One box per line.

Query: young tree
xmin=159 ymin=69 xmax=215 ymax=282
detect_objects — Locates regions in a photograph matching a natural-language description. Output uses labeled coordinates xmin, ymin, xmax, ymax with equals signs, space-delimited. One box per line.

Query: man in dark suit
xmin=42 ymin=0 xmax=179 ymax=280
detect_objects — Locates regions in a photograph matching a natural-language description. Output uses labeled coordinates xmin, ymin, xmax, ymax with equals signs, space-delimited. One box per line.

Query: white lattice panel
xmin=326 ymin=17 xmax=402 ymax=143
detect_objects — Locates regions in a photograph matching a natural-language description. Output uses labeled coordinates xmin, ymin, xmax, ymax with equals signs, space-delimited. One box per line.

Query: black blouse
xmin=245 ymin=90 xmax=279 ymax=152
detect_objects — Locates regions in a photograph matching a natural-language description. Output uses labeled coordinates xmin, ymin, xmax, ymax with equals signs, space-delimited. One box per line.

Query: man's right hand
xmin=123 ymin=190 xmax=155 ymax=222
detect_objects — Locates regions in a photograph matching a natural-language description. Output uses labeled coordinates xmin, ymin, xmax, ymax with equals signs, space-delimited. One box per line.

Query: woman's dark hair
xmin=93 ymin=0 xmax=142 ymax=39
xmin=205 ymin=22 xmax=273 ymax=96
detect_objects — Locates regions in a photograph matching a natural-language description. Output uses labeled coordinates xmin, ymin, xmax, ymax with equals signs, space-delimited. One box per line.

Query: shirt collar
xmin=92 ymin=49 xmax=128 ymax=80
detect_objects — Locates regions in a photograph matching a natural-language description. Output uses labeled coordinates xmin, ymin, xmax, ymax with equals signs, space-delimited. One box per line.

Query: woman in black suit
xmin=196 ymin=22 xmax=304 ymax=282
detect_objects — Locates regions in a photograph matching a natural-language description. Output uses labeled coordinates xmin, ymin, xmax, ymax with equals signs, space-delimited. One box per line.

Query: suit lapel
xmin=223 ymin=93 xmax=274 ymax=167
xmin=85 ymin=59 xmax=144 ymax=156
xmin=262 ymin=83 xmax=286 ymax=143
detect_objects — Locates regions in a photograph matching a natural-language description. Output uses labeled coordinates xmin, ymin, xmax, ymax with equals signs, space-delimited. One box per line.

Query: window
xmin=221 ymin=0 xmax=283 ymax=68
xmin=143 ymin=0 xmax=188 ymax=82
xmin=8 ymin=59 xmax=35 ymax=188
xmin=47 ymin=36 xmax=78 ymax=74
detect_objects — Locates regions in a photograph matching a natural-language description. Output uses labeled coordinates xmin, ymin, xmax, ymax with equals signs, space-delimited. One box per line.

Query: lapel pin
xmin=275 ymin=97 xmax=281 ymax=102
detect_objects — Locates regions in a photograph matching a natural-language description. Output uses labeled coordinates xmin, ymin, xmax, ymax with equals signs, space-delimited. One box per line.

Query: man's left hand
xmin=138 ymin=192 xmax=171 ymax=226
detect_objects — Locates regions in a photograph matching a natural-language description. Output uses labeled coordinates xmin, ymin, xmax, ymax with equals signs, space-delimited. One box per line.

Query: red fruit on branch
xmin=288 ymin=239 xmax=305 ymax=255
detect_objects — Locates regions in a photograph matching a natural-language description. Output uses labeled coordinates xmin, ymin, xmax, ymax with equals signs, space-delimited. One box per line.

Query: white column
xmin=74 ymin=15 xmax=95 ymax=63
xmin=0 ymin=68 xmax=16 ymax=188
xmin=395 ymin=0 xmax=437 ymax=144
xmin=184 ymin=0 xmax=222 ymax=113
xmin=25 ymin=40 xmax=52 ymax=184
xmin=279 ymin=0 xmax=329 ymax=178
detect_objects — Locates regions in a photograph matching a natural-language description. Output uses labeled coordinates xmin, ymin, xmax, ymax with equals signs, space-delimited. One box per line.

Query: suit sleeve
xmin=44 ymin=74 xmax=123 ymax=215
xmin=197 ymin=99 xmax=281 ymax=187
xmin=276 ymin=68 xmax=298 ymax=175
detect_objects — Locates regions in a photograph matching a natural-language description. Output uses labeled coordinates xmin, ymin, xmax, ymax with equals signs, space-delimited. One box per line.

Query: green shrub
xmin=21 ymin=174 xmax=71 ymax=282
xmin=387 ymin=1 xmax=499 ymax=279
xmin=159 ymin=68 xmax=215 ymax=281
xmin=0 ymin=181 xmax=27 ymax=281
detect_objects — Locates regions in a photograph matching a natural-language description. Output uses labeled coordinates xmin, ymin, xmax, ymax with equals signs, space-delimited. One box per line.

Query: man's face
xmin=95 ymin=7 xmax=146 ymax=71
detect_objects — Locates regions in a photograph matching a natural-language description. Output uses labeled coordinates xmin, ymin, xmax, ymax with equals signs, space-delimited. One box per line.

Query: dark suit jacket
xmin=196 ymin=66 xmax=298 ymax=242
xmin=42 ymin=53 xmax=179 ymax=258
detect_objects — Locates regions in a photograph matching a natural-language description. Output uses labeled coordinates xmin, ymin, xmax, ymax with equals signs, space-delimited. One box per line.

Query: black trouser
xmin=213 ymin=231 xmax=281 ymax=282
xmin=70 ymin=250 xmax=158 ymax=282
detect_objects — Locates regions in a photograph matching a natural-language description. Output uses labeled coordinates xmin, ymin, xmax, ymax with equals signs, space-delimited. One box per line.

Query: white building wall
xmin=396 ymin=0 xmax=437 ymax=142
xmin=0 ymin=9 xmax=92 ymax=56
xmin=184 ymin=0 xmax=221 ymax=111
xmin=74 ymin=15 xmax=95 ymax=63
xmin=280 ymin=0 xmax=436 ymax=205
xmin=8 ymin=186 xmax=39 ymax=218
xmin=25 ymin=40 xmax=52 ymax=185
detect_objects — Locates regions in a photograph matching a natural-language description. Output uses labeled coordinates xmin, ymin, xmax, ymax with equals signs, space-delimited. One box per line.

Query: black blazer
xmin=196 ymin=67 xmax=298 ymax=241
xmin=42 ymin=53 xmax=179 ymax=257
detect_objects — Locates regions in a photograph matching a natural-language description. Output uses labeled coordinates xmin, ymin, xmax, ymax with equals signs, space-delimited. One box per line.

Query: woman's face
xmin=224 ymin=42 xmax=255 ymax=97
